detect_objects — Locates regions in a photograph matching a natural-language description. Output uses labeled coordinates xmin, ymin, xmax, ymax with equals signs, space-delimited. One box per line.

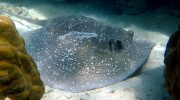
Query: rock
xmin=0 ymin=16 xmax=45 ymax=100
xmin=164 ymin=25 xmax=180 ymax=100
xmin=0 ymin=3 xmax=31 ymax=18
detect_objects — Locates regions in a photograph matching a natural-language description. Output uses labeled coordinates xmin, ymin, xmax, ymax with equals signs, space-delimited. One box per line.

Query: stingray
xmin=4 ymin=13 xmax=155 ymax=92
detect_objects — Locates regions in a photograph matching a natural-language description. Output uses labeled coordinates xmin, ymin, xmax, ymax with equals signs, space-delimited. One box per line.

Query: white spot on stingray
xmin=92 ymin=66 xmax=95 ymax=69
xmin=96 ymin=71 xmax=100 ymax=74
xmin=90 ymin=56 xmax=96 ymax=60
xmin=62 ymin=59 xmax=64 ymax=61
xmin=48 ymin=66 xmax=51 ymax=69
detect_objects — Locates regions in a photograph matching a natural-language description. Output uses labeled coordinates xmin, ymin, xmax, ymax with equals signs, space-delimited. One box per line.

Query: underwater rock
xmin=0 ymin=16 xmax=44 ymax=100
xmin=164 ymin=25 xmax=180 ymax=100
xmin=0 ymin=3 xmax=32 ymax=18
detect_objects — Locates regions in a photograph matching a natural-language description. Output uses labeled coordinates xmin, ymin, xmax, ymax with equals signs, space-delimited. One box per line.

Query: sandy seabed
xmin=0 ymin=2 xmax=180 ymax=100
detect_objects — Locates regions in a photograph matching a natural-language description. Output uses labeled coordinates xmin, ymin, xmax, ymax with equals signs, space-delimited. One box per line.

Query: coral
xmin=164 ymin=25 xmax=180 ymax=100
xmin=0 ymin=16 xmax=45 ymax=100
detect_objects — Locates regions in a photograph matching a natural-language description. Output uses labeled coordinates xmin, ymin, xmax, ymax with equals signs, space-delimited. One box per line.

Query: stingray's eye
xmin=115 ymin=40 xmax=123 ymax=51
xmin=109 ymin=39 xmax=115 ymax=52
xmin=109 ymin=39 xmax=122 ymax=52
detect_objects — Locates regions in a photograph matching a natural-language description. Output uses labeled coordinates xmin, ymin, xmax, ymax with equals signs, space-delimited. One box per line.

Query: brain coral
xmin=0 ymin=16 xmax=44 ymax=100
xmin=164 ymin=26 xmax=180 ymax=100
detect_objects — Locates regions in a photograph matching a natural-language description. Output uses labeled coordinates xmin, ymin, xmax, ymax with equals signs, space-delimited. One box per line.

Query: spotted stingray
xmin=20 ymin=15 xmax=155 ymax=92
